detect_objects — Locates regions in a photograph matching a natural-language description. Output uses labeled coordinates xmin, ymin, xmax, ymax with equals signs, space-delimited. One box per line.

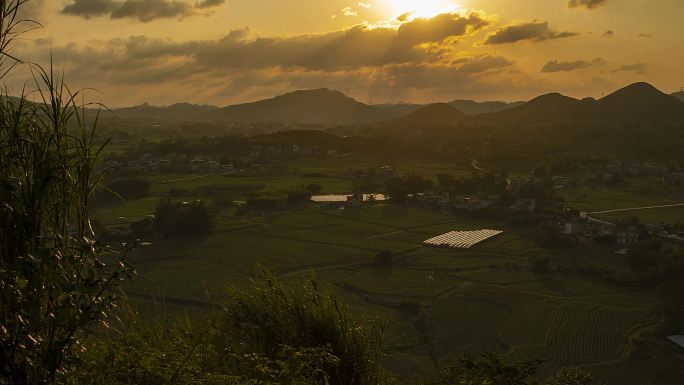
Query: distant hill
xmin=589 ymin=82 xmax=684 ymax=122
xmin=114 ymin=103 xmax=219 ymax=122
xmin=449 ymin=100 xmax=524 ymax=115
xmin=395 ymin=103 xmax=466 ymax=126
xmin=374 ymin=103 xmax=425 ymax=119
xmin=375 ymin=100 xmax=523 ymax=118
xmin=214 ymin=89 xmax=385 ymax=125
xmin=476 ymin=93 xmax=584 ymax=124
xmin=96 ymin=83 xmax=684 ymax=128
xmin=478 ymin=83 xmax=684 ymax=124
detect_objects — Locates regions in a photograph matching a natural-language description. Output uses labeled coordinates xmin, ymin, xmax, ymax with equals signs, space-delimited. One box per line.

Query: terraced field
xmin=94 ymin=171 xmax=682 ymax=384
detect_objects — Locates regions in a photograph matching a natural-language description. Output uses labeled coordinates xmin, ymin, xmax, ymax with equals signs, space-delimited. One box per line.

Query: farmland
xmin=94 ymin=162 xmax=684 ymax=385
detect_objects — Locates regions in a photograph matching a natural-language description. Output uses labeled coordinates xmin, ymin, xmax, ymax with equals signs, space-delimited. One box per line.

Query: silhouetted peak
xmin=602 ymin=82 xmax=665 ymax=101
xmin=282 ymin=88 xmax=348 ymax=99
xmin=524 ymin=93 xmax=580 ymax=108
xmin=397 ymin=102 xmax=466 ymax=125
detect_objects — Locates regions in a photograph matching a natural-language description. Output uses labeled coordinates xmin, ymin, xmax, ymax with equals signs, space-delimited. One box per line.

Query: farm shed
xmin=423 ymin=229 xmax=503 ymax=249
xmin=667 ymin=335 xmax=684 ymax=350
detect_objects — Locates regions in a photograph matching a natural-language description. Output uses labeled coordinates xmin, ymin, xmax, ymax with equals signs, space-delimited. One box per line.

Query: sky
xmin=8 ymin=0 xmax=684 ymax=107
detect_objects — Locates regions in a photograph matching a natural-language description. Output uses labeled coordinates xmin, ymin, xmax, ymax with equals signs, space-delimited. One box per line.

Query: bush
xmin=68 ymin=315 xmax=340 ymax=385
xmin=374 ymin=250 xmax=394 ymax=268
xmin=535 ymin=223 xmax=563 ymax=248
xmin=306 ymin=183 xmax=323 ymax=194
xmin=227 ymin=271 xmax=386 ymax=385
xmin=426 ymin=354 xmax=595 ymax=385
xmin=627 ymin=241 xmax=664 ymax=271
xmin=286 ymin=189 xmax=312 ymax=205
xmin=428 ymin=353 xmax=541 ymax=385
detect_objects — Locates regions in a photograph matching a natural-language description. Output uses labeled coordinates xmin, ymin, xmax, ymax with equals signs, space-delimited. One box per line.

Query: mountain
xmin=479 ymin=83 xmax=684 ymax=125
xmin=395 ymin=103 xmax=467 ymax=126
xmin=477 ymin=93 xmax=584 ymax=124
xmin=449 ymin=100 xmax=524 ymax=116
xmin=589 ymin=82 xmax=684 ymax=122
xmin=375 ymin=100 xmax=524 ymax=118
xmin=374 ymin=103 xmax=425 ymax=119
xmin=672 ymin=91 xmax=684 ymax=102
xmin=113 ymin=103 xmax=220 ymax=122
xmin=215 ymin=88 xmax=384 ymax=125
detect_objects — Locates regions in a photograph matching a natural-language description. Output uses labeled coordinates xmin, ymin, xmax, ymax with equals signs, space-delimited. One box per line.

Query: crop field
xmin=92 ymin=166 xmax=684 ymax=385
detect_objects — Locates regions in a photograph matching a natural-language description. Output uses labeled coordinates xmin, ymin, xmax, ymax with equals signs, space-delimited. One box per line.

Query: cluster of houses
xmin=311 ymin=194 xmax=387 ymax=209
xmin=560 ymin=215 xmax=641 ymax=245
xmin=241 ymin=145 xmax=346 ymax=163
xmin=101 ymin=142 xmax=344 ymax=177
xmin=601 ymin=160 xmax=684 ymax=185
xmin=101 ymin=153 xmax=234 ymax=175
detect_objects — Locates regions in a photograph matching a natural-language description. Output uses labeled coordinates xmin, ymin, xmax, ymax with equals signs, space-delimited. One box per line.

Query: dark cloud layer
xmin=61 ymin=0 xmax=225 ymax=22
xmin=483 ymin=21 xmax=577 ymax=44
xmin=567 ymin=0 xmax=608 ymax=9
xmin=541 ymin=58 xmax=604 ymax=73
xmin=25 ymin=11 xmax=514 ymax=104
xmin=105 ymin=12 xmax=490 ymax=71
xmin=612 ymin=63 xmax=647 ymax=74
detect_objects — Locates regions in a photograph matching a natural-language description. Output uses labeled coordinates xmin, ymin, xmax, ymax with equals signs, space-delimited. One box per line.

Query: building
xmin=310 ymin=193 xmax=386 ymax=209
xmin=380 ymin=166 xmax=397 ymax=177
xmin=667 ymin=335 xmax=684 ymax=350
xmin=563 ymin=216 xmax=616 ymax=243
xmin=552 ymin=176 xmax=569 ymax=189
xmin=616 ymin=225 xmax=641 ymax=245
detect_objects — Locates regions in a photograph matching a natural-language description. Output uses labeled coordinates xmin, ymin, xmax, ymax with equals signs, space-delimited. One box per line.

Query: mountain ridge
xmin=103 ymin=82 xmax=684 ymax=126
xmin=475 ymin=82 xmax=684 ymax=125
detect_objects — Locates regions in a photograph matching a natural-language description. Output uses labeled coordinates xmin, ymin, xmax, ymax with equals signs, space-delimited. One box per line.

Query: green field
xmin=559 ymin=176 xmax=684 ymax=223
xmin=94 ymin=166 xmax=684 ymax=384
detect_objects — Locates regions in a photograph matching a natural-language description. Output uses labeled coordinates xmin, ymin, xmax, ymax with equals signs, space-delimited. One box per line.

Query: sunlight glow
xmin=382 ymin=0 xmax=462 ymax=20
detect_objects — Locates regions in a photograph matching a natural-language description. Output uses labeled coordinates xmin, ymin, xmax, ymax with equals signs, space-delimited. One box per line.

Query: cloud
xmin=34 ymin=11 xmax=492 ymax=84
xmin=483 ymin=21 xmax=577 ymax=44
xmin=341 ymin=7 xmax=357 ymax=16
xmin=602 ymin=30 xmax=614 ymax=38
xmin=451 ymin=54 xmax=513 ymax=74
xmin=61 ymin=0 xmax=225 ymax=22
xmin=567 ymin=0 xmax=608 ymax=9
xmin=12 ymin=11 xmax=510 ymax=107
xmin=196 ymin=0 xmax=225 ymax=9
xmin=541 ymin=58 xmax=604 ymax=73
xmin=612 ymin=63 xmax=647 ymax=74
xmin=358 ymin=2 xmax=371 ymax=9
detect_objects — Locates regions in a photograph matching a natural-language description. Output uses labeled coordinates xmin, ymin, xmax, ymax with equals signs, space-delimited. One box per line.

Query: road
xmin=586 ymin=203 xmax=684 ymax=215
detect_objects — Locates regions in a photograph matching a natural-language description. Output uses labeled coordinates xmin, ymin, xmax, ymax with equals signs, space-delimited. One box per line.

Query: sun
xmin=382 ymin=0 xmax=462 ymax=20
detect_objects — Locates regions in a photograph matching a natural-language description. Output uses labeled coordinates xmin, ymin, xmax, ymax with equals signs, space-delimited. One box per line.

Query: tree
xmin=153 ymin=199 xmax=215 ymax=238
xmin=374 ymin=250 xmax=394 ymax=268
xmin=627 ymin=240 xmax=664 ymax=271
xmin=306 ymin=183 xmax=322 ymax=195
xmin=1 ymin=2 xmax=133 ymax=382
